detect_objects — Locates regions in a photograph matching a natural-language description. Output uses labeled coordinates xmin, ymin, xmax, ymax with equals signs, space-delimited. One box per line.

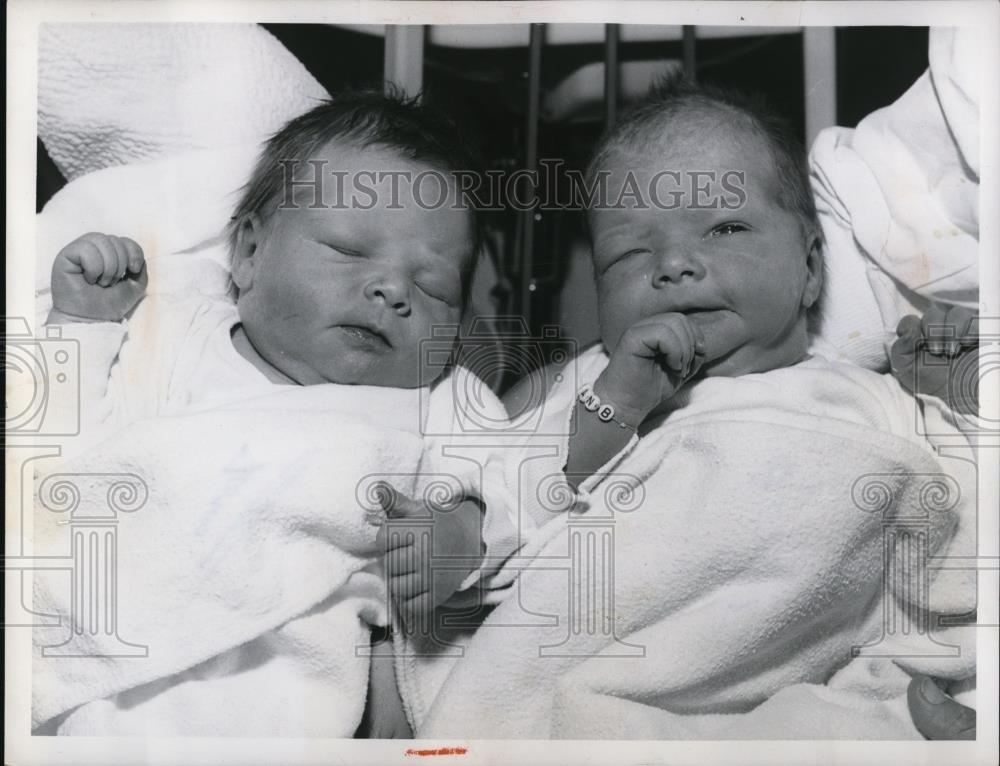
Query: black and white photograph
xmin=5 ymin=2 xmax=998 ymax=764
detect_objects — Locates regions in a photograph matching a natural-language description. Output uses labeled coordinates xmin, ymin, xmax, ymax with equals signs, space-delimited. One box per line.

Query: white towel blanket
xmin=38 ymin=23 xmax=328 ymax=180
xmin=401 ymin=349 xmax=975 ymax=739
xmin=30 ymin=379 xmax=482 ymax=737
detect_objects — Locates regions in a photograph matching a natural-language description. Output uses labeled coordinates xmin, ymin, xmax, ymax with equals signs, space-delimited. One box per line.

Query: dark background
xmin=36 ymin=25 xmax=930 ymax=211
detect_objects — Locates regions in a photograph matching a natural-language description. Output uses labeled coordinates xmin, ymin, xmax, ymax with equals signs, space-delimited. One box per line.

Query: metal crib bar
xmin=518 ymin=23 xmax=544 ymax=330
xmin=803 ymin=27 xmax=837 ymax=147
xmin=682 ymin=25 xmax=697 ymax=82
xmin=604 ymin=23 xmax=620 ymax=129
xmin=384 ymin=25 xmax=425 ymax=98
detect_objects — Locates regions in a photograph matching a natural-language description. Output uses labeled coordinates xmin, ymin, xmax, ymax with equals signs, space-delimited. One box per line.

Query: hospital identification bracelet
xmin=577 ymin=383 xmax=638 ymax=431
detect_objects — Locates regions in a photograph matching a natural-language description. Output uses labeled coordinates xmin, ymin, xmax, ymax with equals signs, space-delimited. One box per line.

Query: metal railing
xmin=381 ymin=24 xmax=837 ymax=332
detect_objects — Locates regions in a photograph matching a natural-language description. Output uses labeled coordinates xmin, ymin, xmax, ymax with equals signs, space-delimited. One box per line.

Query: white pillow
xmin=38 ymin=23 xmax=327 ymax=180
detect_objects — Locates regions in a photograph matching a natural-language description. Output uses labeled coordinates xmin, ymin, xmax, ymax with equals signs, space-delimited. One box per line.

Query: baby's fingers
xmin=383 ymin=535 xmax=422 ymax=574
xmin=379 ymin=521 xmax=423 ymax=553
xmin=638 ymin=323 xmax=687 ymax=372
xmin=920 ymin=303 xmax=971 ymax=356
xmin=383 ymin=492 xmax=432 ymax=522
xmin=104 ymin=236 xmax=131 ymax=283
xmin=896 ymin=314 xmax=922 ymax=339
xmin=89 ymin=236 xmax=122 ymax=287
xmin=656 ymin=321 xmax=699 ymax=376
xmin=120 ymin=237 xmax=146 ymax=275
xmin=73 ymin=242 xmax=109 ymax=285
xmin=396 ymin=591 xmax=434 ymax=633
xmin=389 ymin=569 xmax=428 ymax=602
xmin=947 ymin=305 xmax=979 ymax=351
xmin=889 ymin=332 xmax=918 ymax=393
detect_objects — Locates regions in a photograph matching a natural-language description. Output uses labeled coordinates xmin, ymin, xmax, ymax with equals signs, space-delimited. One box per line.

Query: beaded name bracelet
xmin=577 ymin=383 xmax=638 ymax=430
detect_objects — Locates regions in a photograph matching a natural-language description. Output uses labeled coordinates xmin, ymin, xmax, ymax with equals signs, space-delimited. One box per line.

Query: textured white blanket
xmin=38 ymin=24 xmax=328 ymax=180
xmin=399 ymin=348 xmax=975 ymax=739
xmin=30 ymin=380 xmax=475 ymax=736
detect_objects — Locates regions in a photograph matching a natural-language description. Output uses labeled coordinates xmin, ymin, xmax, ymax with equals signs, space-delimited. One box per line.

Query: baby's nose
xmin=365 ymin=277 xmax=411 ymax=316
xmin=653 ymin=248 xmax=706 ymax=285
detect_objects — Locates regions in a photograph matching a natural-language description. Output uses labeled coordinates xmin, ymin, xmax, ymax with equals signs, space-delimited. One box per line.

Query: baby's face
xmin=589 ymin=126 xmax=821 ymax=378
xmin=232 ymin=141 xmax=474 ymax=388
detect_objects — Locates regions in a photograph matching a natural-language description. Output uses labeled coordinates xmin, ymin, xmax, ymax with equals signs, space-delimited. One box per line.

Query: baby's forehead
xmin=604 ymin=116 xmax=783 ymax=199
xmin=613 ymin=109 xmax=771 ymax=170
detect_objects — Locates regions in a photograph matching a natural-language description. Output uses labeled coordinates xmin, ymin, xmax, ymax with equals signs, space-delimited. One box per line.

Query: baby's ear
xmin=801 ymin=231 xmax=823 ymax=309
xmin=231 ymin=214 xmax=263 ymax=292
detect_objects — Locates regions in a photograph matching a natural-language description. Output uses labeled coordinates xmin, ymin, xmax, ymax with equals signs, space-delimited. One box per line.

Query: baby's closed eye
xmin=320 ymin=241 xmax=364 ymax=258
xmin=599 ymin=247 xmax=649 ymax=274
xmin=414 ymin=276 xmax=461 ymax=305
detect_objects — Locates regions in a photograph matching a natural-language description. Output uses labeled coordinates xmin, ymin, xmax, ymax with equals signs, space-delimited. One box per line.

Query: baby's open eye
xmin=709 ymin=222 xmax=749 ymax=237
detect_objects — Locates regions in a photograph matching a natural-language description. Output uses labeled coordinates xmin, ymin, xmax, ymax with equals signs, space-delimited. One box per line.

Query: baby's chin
xmin=313 ymin=358 xmax=448 ymax=389
xmin=686 ymin=310 xmax=753 ymax=376
xmin=315 ymin=366 xmax=425 ymax=389
xmin=689 ymin=314 xmax=807 ymax=379
xmin=696 ymin=332 xmax=809 ymax=379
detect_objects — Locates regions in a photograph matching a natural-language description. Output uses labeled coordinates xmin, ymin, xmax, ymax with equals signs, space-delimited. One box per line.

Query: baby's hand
xmin=377 ymin=491 xmax=483 ymax=630
xmin=50 ymin=232 xmax=148 ymax=322
xmin=595 ymin=313 xmax=706 ymax=426
xmin=890 ymin=304 xmax=979 ymax=415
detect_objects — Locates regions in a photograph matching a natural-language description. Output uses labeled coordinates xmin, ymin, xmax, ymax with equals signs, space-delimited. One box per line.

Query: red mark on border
xmin=404 ymin=746 xmax=468 ymax=757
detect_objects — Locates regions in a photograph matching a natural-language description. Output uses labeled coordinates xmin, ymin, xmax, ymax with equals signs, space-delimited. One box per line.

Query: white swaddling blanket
xmin=31 ymin=365 xmax=507 ymax=737
xmin=398 ymin=346 xmax=976 ymax=739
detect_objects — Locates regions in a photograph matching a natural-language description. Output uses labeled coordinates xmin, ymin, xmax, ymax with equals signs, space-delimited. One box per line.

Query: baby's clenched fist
xmin=595 ymin=312 xmax=706 ymax=427
xmin=50 ymin=232 xmax=148 ymax=322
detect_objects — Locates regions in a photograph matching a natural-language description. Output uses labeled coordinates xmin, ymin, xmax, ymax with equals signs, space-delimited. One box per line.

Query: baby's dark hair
xmin=227 ymin=87 xmax=485 ymax=270
xmin=586 ymin=73 xmax=820 ymax=242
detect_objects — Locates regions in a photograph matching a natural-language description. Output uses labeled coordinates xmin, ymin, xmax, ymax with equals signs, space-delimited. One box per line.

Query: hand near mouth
xmin=595 ymin=311 xmax=708 ymax=427
xmin=681 ymin=309 xmax=748 ymax=369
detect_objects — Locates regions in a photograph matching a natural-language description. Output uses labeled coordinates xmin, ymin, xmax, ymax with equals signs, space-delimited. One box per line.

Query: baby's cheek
xmin=596 ymin=284 xmax=638 ymax=343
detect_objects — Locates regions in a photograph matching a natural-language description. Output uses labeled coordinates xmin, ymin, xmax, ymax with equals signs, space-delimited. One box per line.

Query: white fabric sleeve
xmin=41 ymin=320 xmax=129 ymax=460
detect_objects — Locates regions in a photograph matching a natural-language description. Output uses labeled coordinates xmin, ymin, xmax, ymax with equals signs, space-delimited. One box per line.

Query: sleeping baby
xmin=400 ymin=76 xmax=976 ymax=739
xmin=32 ymin=90 xmax=499 ymax=737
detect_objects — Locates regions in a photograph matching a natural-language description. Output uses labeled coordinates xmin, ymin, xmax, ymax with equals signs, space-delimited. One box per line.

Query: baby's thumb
xmin=383 ymin=493 xmax=425 ymax=520
xmin=896 ymin=314 xmax=922 ymax=338
xmin=134 ymin=260 xmax=150 ymax=290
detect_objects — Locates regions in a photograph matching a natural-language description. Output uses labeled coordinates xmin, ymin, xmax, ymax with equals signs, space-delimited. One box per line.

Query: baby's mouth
xmin=338 ymin=324 xmax=392 ymax=348
xmin=678 ymin=308 xmax=729 ymax=324
xmin=679 ymin=309 xmax=719 ymax=318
